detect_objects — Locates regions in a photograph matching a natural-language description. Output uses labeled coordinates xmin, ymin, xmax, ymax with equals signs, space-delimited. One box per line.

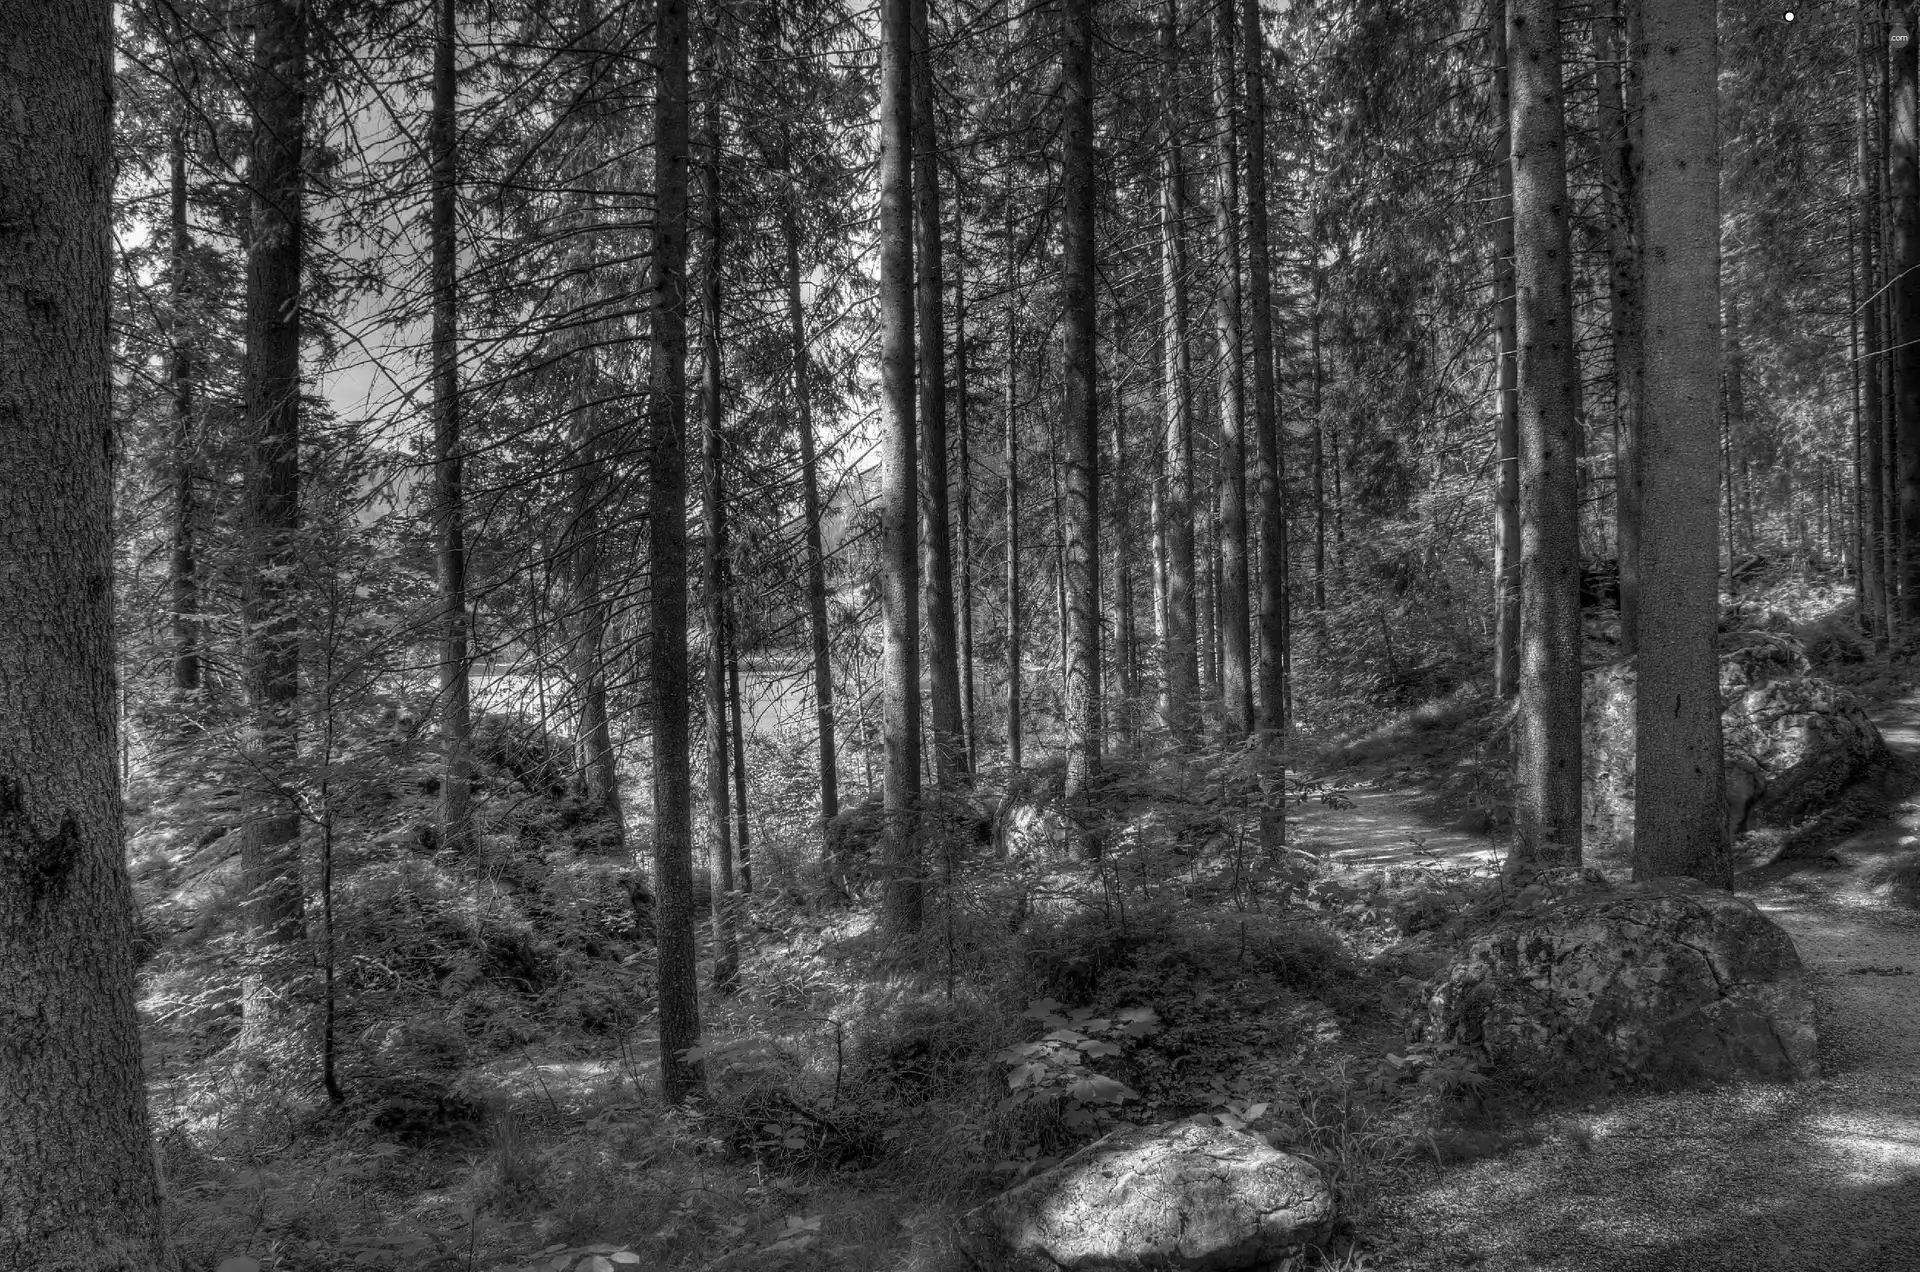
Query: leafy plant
xmin=994 ymin=999 xmax=1159 ymax=1132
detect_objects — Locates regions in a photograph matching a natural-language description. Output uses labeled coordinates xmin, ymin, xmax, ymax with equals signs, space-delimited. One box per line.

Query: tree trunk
xmin=1491 ymin=0 xmax=1521 ymax=699
xmin=1241 ymin=0 xmax=1285 ymax=739
xmin=1211 ymin=0 xmax=1253 ymax=738
xmin=648 ymin=0 xmax=705 ymax=1103
xmin=1633 ymin=0 xmax=1727 ymax=885
xmin=954 ymin=209 xmax=978 ymax=770
xmin=1004 ymin=247 xmax=1023 ymax=774
xmin=880 ymin=0 xmax=923 ymax=934
xmin=0 ymin=4 xmax=175 ymax=1262
xmin=1311 ymin=269 xmax=1327 ymax=612
xmin=1156 ymin=4 xmax=1200 ymax=744
xmin=913 ymin=0 xmax=967 ymax=790
xmin=1061 ymin=0 xmax=1101 ymax=844
xmin=240 ymin=0 xmax=309 ymax=1055
xmin=1508 ymin=0 xmax=1582 ymax=866
xmin=1601 ymin=0 xmax=1644 ymax=655
xmin=699 ymin=73 xmax=738 ymax=995
xmin=167 ymin=118 xmax=200 ymax=695
xmin=1862 ymin=6 xmax=1889 ymax=645
xmin=1894 ymin=4 xmax=1920 ymax=619
xmin=431 ymin=0 xmax=475 ymax=860
xmin=781 ymin=149 xmax=838 ymax=828
xmin=1109 ymin=374 xmax=1138 ymax=743
xmin=727 ymin=610 xmax=750 ymax=891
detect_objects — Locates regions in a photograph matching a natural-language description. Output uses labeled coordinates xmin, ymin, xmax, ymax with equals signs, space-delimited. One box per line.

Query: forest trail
xmin=1305 ymin=694 xmax=1920 ymax=1271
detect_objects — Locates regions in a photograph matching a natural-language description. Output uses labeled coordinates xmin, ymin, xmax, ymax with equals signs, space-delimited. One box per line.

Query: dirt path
xmin=1310 ymin=699 xmax=1920 ymax=1271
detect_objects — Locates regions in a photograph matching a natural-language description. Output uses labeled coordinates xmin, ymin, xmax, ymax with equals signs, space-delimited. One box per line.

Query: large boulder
xmin=960 ymin=1122 xmax=1333 ymax=1272
xmin=1583 ymin=634 xmax=1885 ymax=873
xmin=1425 ymin=870 xmax=1818 ymax=1088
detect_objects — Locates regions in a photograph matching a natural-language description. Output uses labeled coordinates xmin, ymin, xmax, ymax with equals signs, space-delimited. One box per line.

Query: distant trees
xmin=0 ymin=1 xmax=174 ymax=1263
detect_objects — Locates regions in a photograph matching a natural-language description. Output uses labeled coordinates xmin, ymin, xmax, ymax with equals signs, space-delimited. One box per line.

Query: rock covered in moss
xmin=1425 ymin=871 xmax=1818 ymax=1088
xmin=959 ymin=1122 xmax=1333 ymax=1271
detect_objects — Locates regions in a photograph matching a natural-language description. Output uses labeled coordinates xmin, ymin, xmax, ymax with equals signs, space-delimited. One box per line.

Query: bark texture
xmin=913 ymin=0 xmax=968 ymax=790
xmin=0 ymin=2 xmax=176 ymax=1262
xmin=649 ymin=0 xmax=705 ymax=1102
xmin=1211 ymin=0 xmax=1254 ymax=737
xmin=431 ymin=0 xmax=475 ymax=859
xmin=1491 ymin=0 xmax=1521 ymax=699
xmin=1633 ymin=0 xmax=1727 ymax=884
xmin=240 ymin=0 xmax=310 ymax=1054
xmin=1508 ymin=0 xmax=1583 ymax=866
xmin=1062 ymin=0 xmax=1102 ymax=833
xmin=1157 ymin=2 xmax=1200 ymax=745
xmin=782 ymin=150 xmax=838 ymax=828
xmin=880 ymin=0 xmax=923 ymax=933
xmin=1896 ymin=7 xmax=1920 ymax=617
xmin=1242 ymin=0 xmax=1286 ymax=739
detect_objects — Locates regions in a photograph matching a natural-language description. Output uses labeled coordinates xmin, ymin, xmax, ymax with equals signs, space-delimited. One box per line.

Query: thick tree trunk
xmin=1211 ymin=0 xmax=1254 ymax=738
xmin=880 ymin=0 xmax=923 ymax=933
xmin=781 ymin=154 xmax=838 ymax=828
xmin=1633 ymin=0 xmax=1727 ymax=886
xmin=1241 ymin=0 xmax=1285 ymax=739
xmin=1491 ymin=0 xmax=1521 ymax=699
xmin=648 ymin=0 xmax=705 ymax=1103
xmin=0 ymin=5 xmax=175 ymax=1262
xmin=431 ymin=0 xmax=475 ymax=859
xmin=1862 ymin=8 xmax=1889 ymax=644
xmin=699 ymin=76 xmax=738 ymax=994
xmin=1508 ymin=0 xmax=1582 ymax=866
xmin=1894 ymin=6 xmax=1920 ymax=619
xmin=167 ymin=120 xmax=200 ymax=695
xmin=1157 ymin=21 xmax=1200 ymax=745
xmin=913 ymin=0 xmax=967 ymax=790
xmin=240 ymin=0 xmax=309 ymax=1054
xmin=1601 ymin=0 xmax=1644 ymax=655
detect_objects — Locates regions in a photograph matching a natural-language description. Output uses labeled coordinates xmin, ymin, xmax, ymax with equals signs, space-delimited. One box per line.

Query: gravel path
xmin=1316 ymin=699 xmax=1920 ymax=1270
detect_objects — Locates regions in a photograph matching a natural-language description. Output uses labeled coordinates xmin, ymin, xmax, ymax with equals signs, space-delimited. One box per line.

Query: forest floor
xmin=1292 ymin=691 xmax=1920 ymax=1271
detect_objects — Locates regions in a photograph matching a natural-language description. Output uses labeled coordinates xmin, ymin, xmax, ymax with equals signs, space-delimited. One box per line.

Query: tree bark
xmin=431 ymin=0 xmax=475 ymax=860
xmin=1062 ymin=0 xmax=1101 ymax=845
xmin=0 ymin=4 xmax=176 ymax=1262
xmin=699 ymin=70 xmax=738 ymax=994
xmin=1508 ymin=0 xmax=1582 ymax=866
xmin=1211 ymin=0 xmax=1253 ymax=738
xmin=954 ymin=209 xmax=978 ymax=770
xmin=1600 ymin=0 xmax=1644 ymax=655
xmin=240 ymin=0 xmax=309 ymax=1054
xmin=1156 ymin=3 xmax=1200 ymax=745
xmin=1004 ymin=246 xmax=1024 ymax=774
xmin=781 ymin=147 xmax=838 ymax=828
xmin=167 ymin=118 xmax=200 ymax=694
xmin=914 ymin=0 xmax=967 ymax=790
xmin=1633 ymin=0 xmax=1727 ymax=885
xmin=649 ymin=0 xmax=705 ymax=1103
xmin=1241 ymin=0 xmax=1285 ymax=739
xmin=880 ymin=0 xmax=923 ymax=934
xmin=1862 ymin=6 xmax=1889 ymax=645
xmin=1491 ymin=0 xmax=1521 ymax=699
xmin=1894 ymin=4 xmax=1920 ymax=619
xmin=726 ymin=609 xmax=750 ymax=891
